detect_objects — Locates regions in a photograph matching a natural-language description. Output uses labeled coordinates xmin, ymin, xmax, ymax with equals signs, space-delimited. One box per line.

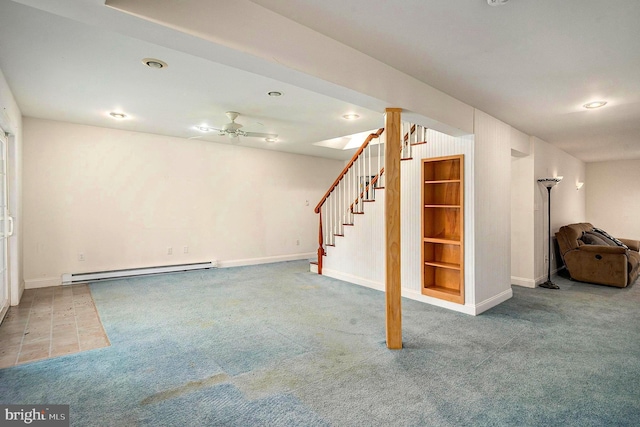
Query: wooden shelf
xmin=424 ymin=261 xmax=460 ymax=270
xmin=424 ymin=236 xmax=460 ymax=244
xmin=423 ymin=285 xmax=464 ymax=304
xmin=421 ymin=155 xmax=464 ymax=304
xmin=424 ymin=179 xmax=461 ymax=184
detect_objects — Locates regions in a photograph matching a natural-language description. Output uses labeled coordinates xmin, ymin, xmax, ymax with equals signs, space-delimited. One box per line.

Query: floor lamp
xmin=537 ymin=177 xmax=562 ymax=289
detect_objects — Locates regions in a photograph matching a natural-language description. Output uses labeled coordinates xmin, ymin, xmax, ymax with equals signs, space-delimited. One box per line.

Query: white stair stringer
xmin=322 ymin=190 xmax=385 ymax=290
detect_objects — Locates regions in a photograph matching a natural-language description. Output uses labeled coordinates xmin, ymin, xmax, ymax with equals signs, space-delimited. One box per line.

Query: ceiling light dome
xmin=583 ymin=101 xmax=607 ymax=109
xmin=342 ymin=114 xmax=360 ymax=120
xmin=109 ymin=112 xmax=127 ymax=119
xmin=141 ymin=58 xmax=168 ymax=69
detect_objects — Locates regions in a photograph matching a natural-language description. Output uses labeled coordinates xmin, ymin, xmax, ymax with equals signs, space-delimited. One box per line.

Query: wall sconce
xmin=576 ymin=182 xmax=584 ymax=190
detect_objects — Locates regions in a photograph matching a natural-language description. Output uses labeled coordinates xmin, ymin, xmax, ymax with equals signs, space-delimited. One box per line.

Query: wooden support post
xmin=384 ymin=108 xmax=402 ymax=349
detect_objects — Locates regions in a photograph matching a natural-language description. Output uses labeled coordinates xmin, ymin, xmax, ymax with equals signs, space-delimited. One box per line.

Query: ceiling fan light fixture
xmin=583 ymin=101 xmax=607 ymax=109
xmin=142 ymin=58 xmax=168 ymax=69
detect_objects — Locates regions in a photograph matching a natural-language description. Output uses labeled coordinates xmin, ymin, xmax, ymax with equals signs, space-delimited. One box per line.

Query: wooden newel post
xmin=317 ymin=212 xmax=324 ymax=274
xmin=385 ymin=108 xmax=402 ymax=349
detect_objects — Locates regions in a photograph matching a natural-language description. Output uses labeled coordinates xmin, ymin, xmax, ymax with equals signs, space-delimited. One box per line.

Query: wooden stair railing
xmin=350 ymin=167 xmax=384 ymax=213
xmin=314 ymin=128 xmax=384 ymax=274
xmin=314 ymin=121 xmax=428 ymax=275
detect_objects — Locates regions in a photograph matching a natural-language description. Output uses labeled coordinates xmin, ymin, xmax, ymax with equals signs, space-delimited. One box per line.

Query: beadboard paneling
xmin=323 ymin=127 xmax=475 ymax=313
xmin=473 ymin=110 xmax=512 ymax=304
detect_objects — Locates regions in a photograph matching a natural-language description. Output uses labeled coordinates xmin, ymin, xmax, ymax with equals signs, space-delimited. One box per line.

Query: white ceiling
xmin=1 ymin=0 xmax=639 ymax=162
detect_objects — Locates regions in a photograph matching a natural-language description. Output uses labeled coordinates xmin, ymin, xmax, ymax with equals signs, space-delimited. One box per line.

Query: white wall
xmin=511 ymin=129 xmax=535 ymax=287
xmin=0 ymin=67 xmax=23 ymax=305
xmin=586 ymin=160 xmax=640 ymax=239
xmin=23 ymin=117 xmax=344 ymax=287
xmin=532 ymin=137 xmax=586 ymax=283
xmin=473 ymin=109 xmax=512 ymax=307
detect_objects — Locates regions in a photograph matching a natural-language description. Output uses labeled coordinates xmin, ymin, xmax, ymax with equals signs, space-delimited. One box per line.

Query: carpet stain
xmin=140 ymin=373 xmax=230 ymax=406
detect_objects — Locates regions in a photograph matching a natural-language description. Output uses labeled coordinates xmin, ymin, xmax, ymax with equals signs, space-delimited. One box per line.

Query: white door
xmin=0 ymin=129 xmax=11 ymax=323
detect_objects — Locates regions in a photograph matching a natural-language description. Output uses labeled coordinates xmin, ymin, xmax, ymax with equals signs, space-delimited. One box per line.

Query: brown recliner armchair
xmin=556 ymin=223 xmax=640 ymax=288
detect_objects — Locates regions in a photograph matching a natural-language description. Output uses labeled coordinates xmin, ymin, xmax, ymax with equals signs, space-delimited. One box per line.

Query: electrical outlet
xmin=183 ymin=246 xmax=189 ymax=254
xmin=167 ymin=247 xmax=173 ymax=255
xmin=296 ymin=239 xmax=300 ymax=246
xmin=78 ymin=253 xmax=85 ymax=261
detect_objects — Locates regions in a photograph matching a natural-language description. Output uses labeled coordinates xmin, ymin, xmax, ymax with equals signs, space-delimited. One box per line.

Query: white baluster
xmin=358 ymin=153 xmax=362 ymax=212
xmin=327 ymin=196 xmax=332 ymax=246
xmin=402 ymin=122 xmax=407 ymax=158
xmin=333 ymin=190 xmax=340 ymax=235
xmin=377 ymin=133 xmax=381 ymax=189
xmin=338 ymin=181 xmax=342 ymax=235
xmin=367 ymin=142 xmax=371 ymax=200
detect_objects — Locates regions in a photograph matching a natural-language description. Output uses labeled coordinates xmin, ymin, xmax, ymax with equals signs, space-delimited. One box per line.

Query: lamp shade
xmin=537 ymin=177 xmax=562 ymax=188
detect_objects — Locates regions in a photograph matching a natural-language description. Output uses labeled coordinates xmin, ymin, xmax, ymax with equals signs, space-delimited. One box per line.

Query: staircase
xmin=312 ymin=121 xmax=428 ymax=274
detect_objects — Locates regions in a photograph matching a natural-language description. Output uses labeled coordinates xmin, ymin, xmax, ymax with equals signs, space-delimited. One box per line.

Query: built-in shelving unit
xmin=421 ymin=155 xmax=464 ymax=304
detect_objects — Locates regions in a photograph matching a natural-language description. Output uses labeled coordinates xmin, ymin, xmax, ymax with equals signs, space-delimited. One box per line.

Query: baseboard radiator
xmin=61 ymin=261 xmax=215 ymax=285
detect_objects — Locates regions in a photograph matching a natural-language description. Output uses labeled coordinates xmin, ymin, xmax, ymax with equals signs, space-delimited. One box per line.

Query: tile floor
xmin=0 ymin=284 xmax=110 ymax=369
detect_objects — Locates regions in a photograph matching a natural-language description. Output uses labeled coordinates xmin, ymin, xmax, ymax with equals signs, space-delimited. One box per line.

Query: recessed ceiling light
xmin=196 ymin=126 xmax=213 ymax=132
xmin=109 ymin=112 xmax=127 ymax=119
xmin=583 ymin=101 xmax=607 ymax=109
xmin=267 ymin=91 xmax=283 ymax=97
xmin=142 ymin=58 xmax=168 ymax=69
xmin=342 ymin=114 xmax=360 ymax=120
xmin=265 ymin=137 xmax=278 ymax=143
xmin=487 ymin=0 xmax=510 ymax=6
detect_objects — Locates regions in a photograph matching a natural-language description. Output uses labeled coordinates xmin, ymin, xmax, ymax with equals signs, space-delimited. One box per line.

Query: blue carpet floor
xmin=1 ymin=261 xmax=639 ymax=426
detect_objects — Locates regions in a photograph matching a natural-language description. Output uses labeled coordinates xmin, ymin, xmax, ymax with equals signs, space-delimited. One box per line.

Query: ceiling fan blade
xmin=243 ymin=132 xmax=278 ymax=138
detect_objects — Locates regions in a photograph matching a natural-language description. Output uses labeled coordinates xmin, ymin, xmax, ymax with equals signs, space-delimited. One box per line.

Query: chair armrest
xmin=578 ymin=245 xmax=626 ymax=254
xmin=619 ymin=238 xmax=640 ymax=252
xmin=564 ymin=247 xmax=629 ymax=287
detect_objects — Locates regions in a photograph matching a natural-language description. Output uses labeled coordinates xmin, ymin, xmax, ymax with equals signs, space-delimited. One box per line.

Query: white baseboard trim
xmin=322 ymin=268 xmax=487 ymax=316
xmin=535 ymin=267 xmax=562 ymax=286
xmin=402 ymin=288 xmax=476 ymax=315
xmin=0 ymin=304 xmax=8 ymax=324
xmin=511 ymin=276 xmax=536 ymax=288
xmin=25 ymin=277 xmax=61 ymax=289
xmin=321 ymin=268 xmax=385 ymax=292
xmin=218 ymin=252 xmax=316 ymax=269
xmin=472 ymin=288 xmax=513 ymax=315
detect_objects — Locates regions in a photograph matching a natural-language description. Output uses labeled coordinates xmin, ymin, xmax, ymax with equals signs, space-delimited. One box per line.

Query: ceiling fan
xmin=198 ymin=111 xmax=278 ymax=141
